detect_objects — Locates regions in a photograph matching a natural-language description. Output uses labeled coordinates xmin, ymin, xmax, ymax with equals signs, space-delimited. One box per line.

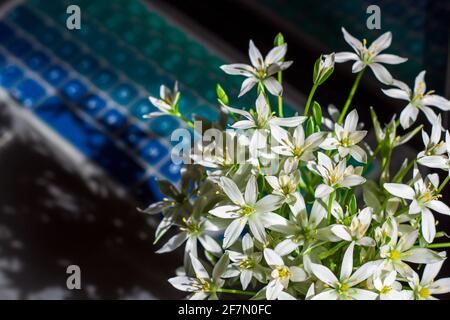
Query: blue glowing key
xmin=149 ymin=115 xmax=179 ymax=137
xmin=140 ymin=140 xmax=168 ymax=165
xmin=120 ymin=124 xmax=148 ymax=148
xmin=35 ymin=97 xmax=145 ymax=185
xmin=42 ymin=65 xmax=68 ymax=86
xmin=81 ymin=94 xmax=106 ymax=116
xmin=62 ymin=79 xmax=87 ymax=101
xmin=55 ymin=41 xmax=81 ymax=62
xmin=25 ymin=51 xmax=50 ymax=71
xmin=0 ymin=64 xmax=23 ymax=88
xmin=129 ymin=98 xmax=156 ymax=120
xmin=100 ymin=108 xmax=127 ymax=132
xmin=74 ymin=54 xmax=99 ymax=75
xmin=11 ymin=78 xmax=46 ymax=108
xmin=111 ymin=83 xmax=138 ymax=106
xmin=160 ymin=160 xmax=182 ymax=181
xmin=91 ymin=69 xmax=118 ymax=90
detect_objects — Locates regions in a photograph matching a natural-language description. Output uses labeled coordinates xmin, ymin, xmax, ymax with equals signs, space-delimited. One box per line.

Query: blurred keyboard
xmin=0 ymin=0 xmax=298 ymax=204
xmin=0 ymin=0 xmax=239 ymax=204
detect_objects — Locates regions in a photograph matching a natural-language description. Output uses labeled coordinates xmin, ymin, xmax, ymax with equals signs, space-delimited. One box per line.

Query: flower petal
xmin=334 ymin=51 xmax=359 ymax=63
xmin=264 ymin=77 xmax=283 ymax=96
xmin=223 ymin=218 xmax=247 ymax=249
xmin=264 ymin=248 xmax=284 ymax=267
xmin=369 ymin=62 xmax=393 ymax=84
xmin=156 ymin=232 xmax=188 ymax=253
xmin=383 ymin=183 xmax=415 ymax=199
xmin=220 ymin=177 xmax=245 ymax=205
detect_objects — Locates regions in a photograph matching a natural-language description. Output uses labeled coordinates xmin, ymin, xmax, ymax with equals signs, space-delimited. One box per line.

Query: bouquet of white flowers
xmin=141 ymin=28 xmax=450 ymax=300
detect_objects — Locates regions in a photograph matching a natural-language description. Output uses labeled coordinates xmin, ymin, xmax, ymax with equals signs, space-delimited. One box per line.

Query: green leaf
xmin=349 ymin=194 xmax=357 ymax=214
xmin=370 ymin=107 xmax=383 ymax=143
xmin=216 ymin=84 xmax=229 ymax=105
xmin=306 ymin=117 xmax=315 ymax=136
xmin=312 ymin=101 xmax=322 ymax=126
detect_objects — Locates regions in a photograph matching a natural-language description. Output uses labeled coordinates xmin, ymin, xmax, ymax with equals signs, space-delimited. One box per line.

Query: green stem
xmin=412 ymin=242 xmax=450 ymax=249
xmin=394 ymin=159 xmax=416 ymax=183
xmin=438 ymin=175 xmax=450 ymax=193
xmin=178 ymin=114 xmax=195 ymax=129
xmin=278 ymin=71 xmax=283 ymax=117
xmin=327 ymin=191 xmax=334 ymax=225
xmin=338 ymin=68 xmax=365 ymax=124
xmin=319 ymin=241 xmax=347 ymax=260
xmin=303 ymin=83 xmax=318 ymax=116
xmin=217 ymin=288 xmax=256 ymax=296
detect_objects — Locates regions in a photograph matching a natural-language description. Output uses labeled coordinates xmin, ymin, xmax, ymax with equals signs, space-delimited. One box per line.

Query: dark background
xmin=0 ymin=0 xmax=450 ymax=299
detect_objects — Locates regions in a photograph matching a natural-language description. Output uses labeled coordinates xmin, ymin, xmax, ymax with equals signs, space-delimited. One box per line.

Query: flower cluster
xmin=142 ymin=29 xmax=450 ymax=300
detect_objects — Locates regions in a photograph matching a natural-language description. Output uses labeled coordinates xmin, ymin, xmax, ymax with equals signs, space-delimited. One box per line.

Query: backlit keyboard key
xmin=81 ymin=94 xmax=106 ymax=116
xmin=25 ymin=51 xmax=50 ymax=71
xmin=100 ymin=108 xmax=127 ymax=132
xmin=149 ymin=115 xmax=179 ymax=137
xmin=62 ymin=79 xmax=88 ymax=101
xmin=55 ymin=41 xmax=81 ymax=62
xmin=120 ymin=124 xmax=148 ymax=148
xmin=160 ymin=160 xmax=182 ymax=181
xmin=0 ymin=64 xmax=23 ymax=88
xmin=111 ymin=83 xmax=137 ymax=106
xmin=74 ymin=54 xmax=99 ymax=75
xmin=140 ymin=140 xmax=168 ymax=165
xmin=91 ymin=68 xmax=118 ymax=90
xmin=42 ymin=65 xmax=68 ymax=86
xmin=129 ymin=98 xmax=156 ymax=120
xmin=11 ymin=78 xmax=46 ymax=108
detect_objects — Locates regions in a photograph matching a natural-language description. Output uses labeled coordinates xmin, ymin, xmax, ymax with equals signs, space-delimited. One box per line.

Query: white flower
xmin=379 ymin=227 xmax=444 ymax=278
xmin=192 ymin=131 xmax=249 ymax=180
xmin=220 ymin=40 xmax=292 ymax=97
xmin=418 ymin=131 xmax=450 ymax=175
xmin=223 ymin=94 xmax=306 ymax=131
xmin=331 ymin=207 xmax=376 ymax=247
xmin=417 ymin=115 xmax=447 ymax=158
xmin=307 ymin=152 xmax=366 ymax=198
xmin=265 ymin=159 xmax=301 ymax=204
xmin=382 ymin=71 xmax=450 ymax=129
xmin=263 ymin=248 xmax=307 ymax=300
xmin=407 ymin=253 xmax=450 ymax=300
xmin=309 ymin=242 xmax=379 ymax=300
xmin=384 ymin=166 xmax=450 ymax=243
xmin=209 ymin=176 xmax=283 ymax=248
xmin=222 ymin=94 xmax=305 ymax=162
xmin=271 ymin=124 xmax=326 ymax=162
xmin=314 ymin=53 xmax=335 ymax=85
xmin=156 ymin=217 xmax=222 ymax=260
xmin=266 ymin=195 xmax=329 ymax=256
xmin=371 ymin=270 xmax=413 ymax=300
xmin=222 ymin=234 xmax=265 ymax=290
xmin=335 ymin=28 xmax=407 ymax=84
xmin=144 ymin=82 xmax=180 ymax=118
xmin=169 ymin=253 xmax=229 ymax=300
xmin=320 ymin=109 xmax=367 ymax=163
